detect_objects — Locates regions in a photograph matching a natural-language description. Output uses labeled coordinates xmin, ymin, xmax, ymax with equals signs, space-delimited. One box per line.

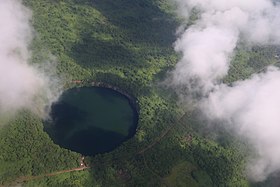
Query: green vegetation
xmin=0 ymin=0 xmax=277 ymax=186
xmin=225 ymin=45 xmax=279 ymax=83
xmin=164 ymin=161 xmax=212 ymax=187
xmin=24 ymin=170 xmax=97 ymax=187
xmin=0 ymin=110 xmax=80 ymax=185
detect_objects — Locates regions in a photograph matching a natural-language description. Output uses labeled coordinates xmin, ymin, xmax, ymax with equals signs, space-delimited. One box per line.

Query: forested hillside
xmin=0 ymin=0 xmax=277 ymax=186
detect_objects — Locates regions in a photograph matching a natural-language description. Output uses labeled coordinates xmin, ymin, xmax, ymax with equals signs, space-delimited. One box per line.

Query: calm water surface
xmin=45 ymin=87 xmax=138 ymax=156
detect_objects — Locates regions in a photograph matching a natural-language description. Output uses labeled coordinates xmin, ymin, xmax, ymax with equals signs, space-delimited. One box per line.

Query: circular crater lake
xmin=45 ymin=87 xmax=138 ymax=156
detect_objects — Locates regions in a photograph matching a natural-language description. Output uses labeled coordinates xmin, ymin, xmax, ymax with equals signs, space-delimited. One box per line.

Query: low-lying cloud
xmin=201 ymin=67 xmax=280 ymax=181
xmin=0 ymin=0 xmax=60 ymax=118
xmin=170 ymin=0 xmax=280 ymax=181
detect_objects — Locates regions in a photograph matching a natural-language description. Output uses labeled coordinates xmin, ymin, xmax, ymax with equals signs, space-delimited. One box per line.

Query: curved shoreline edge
xmin=83 ymin=81 xmax=140 ymax=114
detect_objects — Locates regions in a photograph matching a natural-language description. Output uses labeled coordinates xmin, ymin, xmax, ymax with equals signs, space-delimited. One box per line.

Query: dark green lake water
xmin=45 ymin=87 xmax=138 ymax=156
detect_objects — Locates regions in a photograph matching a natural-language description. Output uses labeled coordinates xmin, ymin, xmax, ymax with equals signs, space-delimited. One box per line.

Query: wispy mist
xmin=170 ymin=0 xmax=280 ymax=181
xmin=0 ymin=0 xmax=60 ymax=118
xmin=201 ymin=67 xmax=280 ymax=181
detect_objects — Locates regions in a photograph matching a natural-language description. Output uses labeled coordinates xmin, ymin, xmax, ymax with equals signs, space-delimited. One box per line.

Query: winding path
xmin=16 ymin=166 xmax=90 ymax=183
xmin=137 ymin=112 xmax=189 ymax=154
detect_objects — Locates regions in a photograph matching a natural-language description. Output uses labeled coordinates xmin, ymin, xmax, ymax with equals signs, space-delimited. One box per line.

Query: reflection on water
xmin=45 ymin=87 xmax=138 ymax=156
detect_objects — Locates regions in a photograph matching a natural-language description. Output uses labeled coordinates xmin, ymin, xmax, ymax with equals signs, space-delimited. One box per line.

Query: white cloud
xmin=0 ymin=0 xmax=60 ymax=117
xmin=171 ymin=0 xmax=280 ymax=181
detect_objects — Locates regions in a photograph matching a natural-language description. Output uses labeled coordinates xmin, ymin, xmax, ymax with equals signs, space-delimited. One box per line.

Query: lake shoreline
xmin=91 ymin=81 xmax=139 ymax=113
xmin=47 ymin=86 xmax=138 ymax=156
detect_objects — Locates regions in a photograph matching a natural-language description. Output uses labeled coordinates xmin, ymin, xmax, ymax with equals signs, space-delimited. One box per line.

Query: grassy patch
xmin=164 ymin=161 xmax=213 ymax=187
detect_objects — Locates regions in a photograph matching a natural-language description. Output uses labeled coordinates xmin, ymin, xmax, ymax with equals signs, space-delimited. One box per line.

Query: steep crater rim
xmin=44 ymin=86 xmax=138 ymax=156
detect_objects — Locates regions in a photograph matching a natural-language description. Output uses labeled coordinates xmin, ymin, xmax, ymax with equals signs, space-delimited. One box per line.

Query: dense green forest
xmin=0 ymin=0 xmax=278 ymax=186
